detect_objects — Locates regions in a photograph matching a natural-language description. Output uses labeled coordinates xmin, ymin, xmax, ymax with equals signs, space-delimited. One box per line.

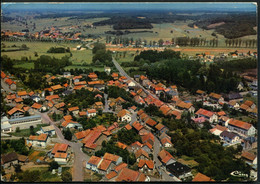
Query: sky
xmin=1 ymin=2 xmax=257 ymax=12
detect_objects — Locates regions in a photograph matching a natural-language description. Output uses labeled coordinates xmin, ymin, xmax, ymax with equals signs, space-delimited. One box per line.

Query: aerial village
xmin=1 ymin=63 xmax=257 ymax=182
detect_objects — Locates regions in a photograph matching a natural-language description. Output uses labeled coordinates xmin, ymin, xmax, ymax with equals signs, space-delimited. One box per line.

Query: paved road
xmin=130 ymin=112 xmax=137 ymax=126
xmin=103 ymin=93 xmax=114 ymax=113
xmin=112 ymin=57 xmax=159 ymax=100
xmin=39 ymin=112 xmax=89 ymax=181
xmin=1 ymin=79 xmax=14 ymax=93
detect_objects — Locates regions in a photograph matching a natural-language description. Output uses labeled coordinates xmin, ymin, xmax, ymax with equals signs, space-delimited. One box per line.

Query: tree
xmin=30 ymin=126 xmax=35 ymax=135
xmin=14 ymin=164 xmax=22 ymax=173
xmin=64 ymin=128 xmax=72 ymax=141
xmin=16 ymin=127 xmax=21 ymax=133
xmin=20 ymin=170 xmax=40 ymax=182
xmin=61 ymin=170 xmax=72 ymax=182
xmin=49 ymin=161 xmax=59 ymax=171
xmin=158 ymin=39 xmax=164 ymax=47
xmin=92 ymin=43 xmax=106 ymax=54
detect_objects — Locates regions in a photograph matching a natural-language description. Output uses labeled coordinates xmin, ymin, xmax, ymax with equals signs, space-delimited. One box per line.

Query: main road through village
xmin=2 ymin=56 xmax=176 ymax=181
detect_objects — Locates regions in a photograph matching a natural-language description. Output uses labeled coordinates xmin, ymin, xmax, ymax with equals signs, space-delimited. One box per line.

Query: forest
xmin=188 ymin=13 xmax=256 ymax=39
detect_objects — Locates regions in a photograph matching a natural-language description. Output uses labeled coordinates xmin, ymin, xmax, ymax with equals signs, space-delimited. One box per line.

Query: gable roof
xmin=68 ymin=106 xmax=79 ymax=112
xmin=192 ymin=173 xmax=215 ymax=182
xmin=138 ymin=159 xmax=154 ymax=169
xmin=195 ymin=108 xmax=214 ymax=118
xmin=54 ymin=152 xmax=68 ymax=159
xmin=209 ymin=92 xmax=222 ymax=99
xmin=137 ymin=109 xmax=144 ymax=116
xmin=116 ymin=142 xmax=128 ymax=150
xmin=103 ymin=153 xmax=120 ymax=162
xmin=142 ymin=132 xmax=155 ymax=144
xmin=158 ymin=149 xmax=174 ymax=164
xmin=1 ymin=152 xmax=18 ymax=164
xmin=98 ymin=159 xmax=112 ymax=171
xmin=88 ymin=155 xmax=102 ymax=166
xmin=241 ymin=151 xmax=256 ymax=162
xmin=113 ymin=162 xmax=128 ymax=173
xmin=117 ymin=109 xmax=130 ymax=118
xmin=140 ymin=113 xmax=149 ymax=121
xmin=29 ymin=133 xmax=48 ymax=142
xmin=17 ymin=91 xmax=27 ymax=96
xmin=228 ymin=119 xmax=252 ymax=130
xmin=106 ymin=171 xmax=118 ymax=180
xmin=244 ymin=100 xmax=254 ymax=107
xmin=31 ymin=103 xmax=42 ymax=109
xmin=124 ymin=124 xmax=132 ymax=131
xmin=63 ymin=115 xmax=72 ymax=121
xmin=116 ymin=168 xmax=140 ymax=182
xmin=155 ymin=123 xmax=165 ymax=131
xmin=51 ymin=84 xmax=63 ymax=91
xmin=220 ymin=131 xmax=238 ymax=139
xmin=51 ymin=143 xmax=69 ymax=154
xmin=176 ymin=101 xmax=193 ymax=109
xmin=159 ymin=105 xmax=172 ymax=115
xmin=145 ymin=118 xmax=157 ymax=127
xmin=135 ymin=149 xmax=149 ymax=159
xmin=161 ymin=137 xmax=172 ymax=146
xmin=7 ymin=107 xmax=24 ymax=115
xmin=132 ymin=121 xmax=144 ymax=131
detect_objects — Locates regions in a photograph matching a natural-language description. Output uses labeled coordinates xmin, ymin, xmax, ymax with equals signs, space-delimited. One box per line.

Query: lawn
xmin=25 ymin=167 xmax=63 ymax=182
xmin=10 ymin=123 xmax=49 ymax=137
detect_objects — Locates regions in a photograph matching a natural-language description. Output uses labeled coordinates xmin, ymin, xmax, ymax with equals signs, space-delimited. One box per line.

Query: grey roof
xmin=9 ymin=115 xmax=41 ymax=123
xmin=41 ymin=125 xmax=55 ymax=132
xmin=1 ymin=152 xmax=18 ymax=164
xmin=166 ymin=161 xmax=191 ymax=177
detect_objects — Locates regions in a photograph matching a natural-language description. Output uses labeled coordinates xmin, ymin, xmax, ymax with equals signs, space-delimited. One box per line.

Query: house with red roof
xmin=117 ymin=109 xmax=131 ymax=123
xmin=132 ymin=121 xmax=144 ymax=132
xmin=138 ymin=159 xmax=154 ymax=175
xmin=145 ymin=118 xmax=158 ymax=128
xmin=158 ymin=149 xmax=175 ymax=165
xmin=51 ymin=143 xmax=70 ymax=164
xmin=175 ymin=101 xmax=195 ymax=113
xmin=98 ymin=159 xmax=113 ymax=175
xmin=209 ymin=124 xmax=228 ymax=136
xmin=192 ymin=172 xmax=215 ymax=182
xmin=7 ymin=107 xmax=24 ymax=119
xmin=86 ymin=155 xmax=102 ymax=172
xmin=127 ymin=141 xmax=143 ymax=153
xmin=68 ymin=106 xmax=79 ymax=116
xmin=241 ymin=151 xmax=257 ymax=165
xmin=195 ymin=108 xmax=218 ymax=123
xmin=141 ymin=132 xmax=155 ymax=146
xmin=208 ymin=92 xmax=224 ymax=103
xmin=87 ymin=109 xmax=97 ymax=118
xmin=135 ymin=149 xmax=150 ymax=162
xmin=227 ymin=119 xmax=256 ymax=137
xmin=114 ymin=167 xmax=149 ymax=182
xmin=155 ymin=123 xmax=169 ymax=134
xmin=27 ymin=134 xmax=49 ymax=148
xmin=4 ymin=78 xmax=16 ymax=90
xmin=141 ymin=142 xmax=153 ymax=153
xmin=61 ymin=120 xmax=82 ymax=130
xmin=160 ymin=137 xmax=173 ymax=148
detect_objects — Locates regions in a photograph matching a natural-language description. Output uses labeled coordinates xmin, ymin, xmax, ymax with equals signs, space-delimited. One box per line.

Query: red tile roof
xmin=88 ymin=155 xmax=102 ymax=166
xmin=138 ymin=159 xmax=154 ymax=169
xmin=241 ymin=151 xmax=256 ymax=162
xmin=46 ymin=95 xmax=59 ymax=101
xmin=14 ymin=98 xmax=23 ymax=103
xmin=29 ymin=134 xmax=48 ymax=142
xmin=192 ymin=173 xmax=215 ymax=182
xmin=68 ymin=106 xmax=79 ymax=112
xmin=98 ymin=159 xmax=112 ymax=171
xmin=155 ymin=123 xmax=165 ymax=131
xmin=7 ymin=107 xmax=24 ymax=115
xmin=116 ymin=142 xmax=128 ymax=150
xmin=117 ymin=109 xmax=130 ymax=118
xmin=244 ymin=100 xmax=254 ymax=107
xmin=195 ymin=108 xmax=215 ymax=118
xmin=51 ymin=84 xmax=63 ymax=90
xmin=17 ymin=91 xmax=27 ymax=96
xmin=106 ymin=171 xmax=118 ymax=180
xmin=114 ymin=162 xmax=128 ymax=173
xmin=135 ymin=149 xmax=149 ymax=159
xmin=63 ymin=115 xmax=72 ymax=121
xmin=209 ymin=92 xmax=222 ymax=99
xmin=228 ymin=119 xmax=252 ymax=130
xmin=159 ymin=105 xmax=172 ymax=115
xmin=5 ymin=78 xmax=16 ymax=85
xmin=103 ymin=153 xmax=120 ymax=162
xmin=54 ymin=152 xmax=68 ymax=159
xmin=79 ymin=111 xmax=87 ymax=116
xmin=158 ymin=149 xmax=174 ymax=164
xmin=137 ymin=109 xmax=144 ymax=116
xmin=1 ymin=71 xmax=6 ymax=78
xmin=142 ymin=132 xmax=155 ymax=144
xmin=7 ymin=94 xmax=16 ymax=100
xmin=31 ymin=103 xmax=42 ymax=109
xmin=116 ymin=168 xmax=139 ymax=182
xmin=124 ymin=124 xmax=132 ymax=131
xmin=74 ymin=81 xmax=87 ymax=86
xmin=217 ymin=111 xmax=226 ymax=116
xmin=132 ymin=121 xmax=144 ymax=131
xmin=145 ymin=118 xmax=157 ymax=127
xmin=51 ymin=143 xmax=69 ymax=154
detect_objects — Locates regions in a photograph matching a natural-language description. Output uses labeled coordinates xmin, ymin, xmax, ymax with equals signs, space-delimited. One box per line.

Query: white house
xmin=86 ymin=156 xmax=102 ymax=172
xmin=227 ymin=119 xmax=256 ymax=137
xmin=61 ymin=120 xmax=83 ymax=130
xmin=117 ymin=109 xmax=131 ymax=123
xmin=103 ymin=152 xmax=123 ymax=166
xmin=87 ymin=109 xmax=97 ymax=118
xmin=195 ymin=108 xmax=218 ymax=123
xmin=127 ymin=80 xmax=136 ymax=87
xmin=27 ymin=134 xmax=49 ymax=148
xmin=1 ymin=116 xmax=12 ymax=133
xmin=40 ymin=125 xmax=56 ymax=136
xmin=104 ymin=67 xmax=111 ymax=74
xmin=54 ymin=153 xmax=70 ymax=164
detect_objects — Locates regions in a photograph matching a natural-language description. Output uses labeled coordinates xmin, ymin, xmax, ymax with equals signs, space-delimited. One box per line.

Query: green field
xmin=10 ymin=123 xmax=49 ymax=137
xmin=2 ymin=41 xmax=94 ymax=65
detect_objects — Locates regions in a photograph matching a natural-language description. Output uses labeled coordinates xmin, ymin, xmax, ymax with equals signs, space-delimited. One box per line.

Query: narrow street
xmin=1 ymin=79 xmax=14 ymax=93
xmin=103 ymin=93 xmax=114 ymax=114
xmin=39 ymin=112 xmax=89 ymax=181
